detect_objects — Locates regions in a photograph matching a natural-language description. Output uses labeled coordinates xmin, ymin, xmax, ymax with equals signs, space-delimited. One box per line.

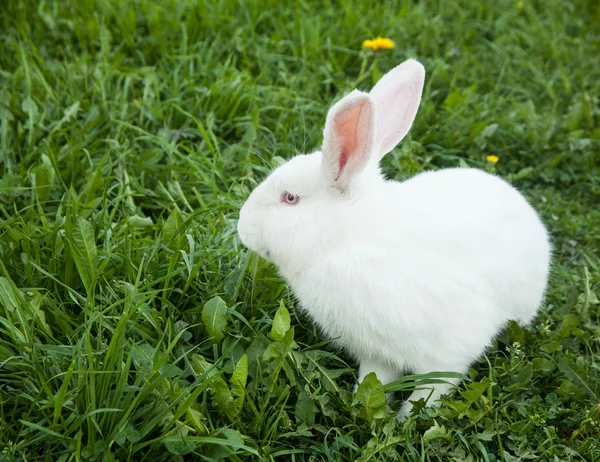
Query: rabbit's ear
xmin=369 ymin=59 xmax=425 ymax=161
xmin=322 ymin=90 xmax=375 ymax=191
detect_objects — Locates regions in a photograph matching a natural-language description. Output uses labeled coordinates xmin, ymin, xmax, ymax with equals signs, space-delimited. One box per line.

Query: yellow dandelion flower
xmin=517 ymin=1 xmax=524 ymax=8
xmin=362 ymin=37 xmax=395 ymax=51
xmin=486 ymin=155 xmax=499 ymax=164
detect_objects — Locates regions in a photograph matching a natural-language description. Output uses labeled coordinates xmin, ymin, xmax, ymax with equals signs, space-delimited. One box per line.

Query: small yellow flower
xmin=517 ymin=1 xmax=524 ymax=8
xmin=486 ymin=155 xmax=499 ymax=164
xmin=362 ymin=37 xmax=395 ymax=51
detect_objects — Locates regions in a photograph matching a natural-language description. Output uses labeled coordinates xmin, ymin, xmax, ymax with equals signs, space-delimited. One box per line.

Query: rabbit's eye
xmin=281 ymin=191 xmax=300 ymax=205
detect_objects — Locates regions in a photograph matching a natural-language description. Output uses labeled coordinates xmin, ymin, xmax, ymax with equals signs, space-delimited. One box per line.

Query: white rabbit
xmin=237 ymin=59 xmax=551 ymax=420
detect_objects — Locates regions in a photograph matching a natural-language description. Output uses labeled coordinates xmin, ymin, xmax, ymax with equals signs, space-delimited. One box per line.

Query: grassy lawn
xmin=1 ymin=0 xmax=599 ymax=460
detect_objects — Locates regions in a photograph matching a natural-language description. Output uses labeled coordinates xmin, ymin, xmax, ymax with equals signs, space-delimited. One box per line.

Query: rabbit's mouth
xmin=238 ymin=226 xmax=272 ymax=261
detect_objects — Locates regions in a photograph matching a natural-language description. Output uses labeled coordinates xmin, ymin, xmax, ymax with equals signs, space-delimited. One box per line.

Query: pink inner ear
xmin=335 ymin=103 xmax=367 ymax=173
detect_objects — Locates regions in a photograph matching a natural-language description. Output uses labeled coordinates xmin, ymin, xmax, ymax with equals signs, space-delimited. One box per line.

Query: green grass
xmin=1 ymin=0 xmax=599 ymax=460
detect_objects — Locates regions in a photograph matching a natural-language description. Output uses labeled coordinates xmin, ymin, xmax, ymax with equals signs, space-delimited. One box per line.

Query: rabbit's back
xmin=393 ymin=167 xmax=550 ymax=326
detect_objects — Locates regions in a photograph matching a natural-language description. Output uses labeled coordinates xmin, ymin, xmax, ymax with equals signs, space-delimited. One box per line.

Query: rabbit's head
xmin=237 ymin=59 xmax=425 ymax=274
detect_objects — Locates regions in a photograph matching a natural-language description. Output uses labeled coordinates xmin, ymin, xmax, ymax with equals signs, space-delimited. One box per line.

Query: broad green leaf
xmin=49 ymin=101 xmax=81 ymax=135
xmin=164 ymin=430 xmax=196 ymax=455
xmin=282 ymin=360 xmax=297 ymax=387
xmin=461 ymin=378 xmax=492 ymax=403
xmin=423 ymin=422 xmax=451 ymax=442
xmin=465 ymin=407 xmax=486 ymax=421
xmin=558 ymin=378 xmax=585 ymax=399
xmin=353 ymin=372 xmax=387 ymax=422
xmin=231 ymin=355 xmax=248 ymax=396
xmin=532 ymin=357 xmax=555 ymax=373
xmin=263 ymin=327 xmax=295 ymax=361
xmin=69 ymin=217 xmax=98 ymax=294
xmin=0 ymin=277 xmax=28 ymax=343
xmin=228 ymin=354 xmax=248 ymax=420
xmin=28 ymin=291 xmax=51 ymax=333
xmin=458 ymin=158 xmax=470 ymax=168
xmin=507 ymin=320 xmax=524 ymax=344
xmin=566 ymin=92 xmax=592 ymax=131
xmin=262 ymin=329 xmax=295 ymax=393
xmin=186 ymin=407 xmax=208 ymax=434
xmin=0 ymin=277 xmax=20 ymax=312
xmin=115 ymin=424 xmax=141 ymax=446
xmin=125 ymin=425 xmax=141 ymax=443
xmin=21 ymin=96 xmax=38 ymax=120
xmin=558 ymin=287 xmax=578 ymax=316
xmin=439 ymin=398 xmax=470 ymax=416
xmin=503 ymin=451 xmax=522 ymax=462
xmin=202 ymin=296 xmax=228 ymax=343
xmin=355 ymin=433 xmax=404 ymax=462
xmin=197 ymin=429 xmax=260 ymax=459
xmin=557 ymin=356 xmax=597 ymax=400
xmin=132 ymin=343 xmax=155 ymax=375
xmin=480 ymin=123 xmax=499 ymax=138
xmin=31 ymin=154 xmax=54 ymax=202
xmin=212 ymin=379 xmax=233 ymax=419
xmin=443 ymin=90 xmax=466 ymax=110
xmin=262 ymin=341 xmax=281 ymax=362
xmin=127 ymin=215 xmax=153 ymax=228
xmin=269 ymin=300 xmax=291 ymax=341
xmin=191 ymin=354 xmax=220 ymax=380
xmin=505 ymin=362 xmax=533 ymax=392
xmin=63 ymin=101 xmax=81 ymax=119
xmin=189 ymin=355 xmax=237 ymax=421
xmin=557 ymin=314 xmax=579 ymax=339
xmin=540 ymin=341 xmax=562 ymax=354
xmin=295 ymin=390 xmax=316 ymax=425
xmin=82 ymin=168 xmax=104 ymax=201
xmin=475 ymin=429 xmax=497 ymax=441
xmin=514 ymin=166 xmax=533 ymax=180
xmin=163 ymin=208 xmax=183 ymax=249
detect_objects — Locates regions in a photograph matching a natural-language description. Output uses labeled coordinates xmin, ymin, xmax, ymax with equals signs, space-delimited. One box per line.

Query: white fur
xmin=237 ymin=59 xmax=551 ymax=420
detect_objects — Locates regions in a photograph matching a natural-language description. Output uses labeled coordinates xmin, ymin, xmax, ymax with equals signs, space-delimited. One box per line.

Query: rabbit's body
xmin=288 ymin=164 xmax=549 ymax=371
xmin=238 ymin=59 xmax=551 ymax=419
